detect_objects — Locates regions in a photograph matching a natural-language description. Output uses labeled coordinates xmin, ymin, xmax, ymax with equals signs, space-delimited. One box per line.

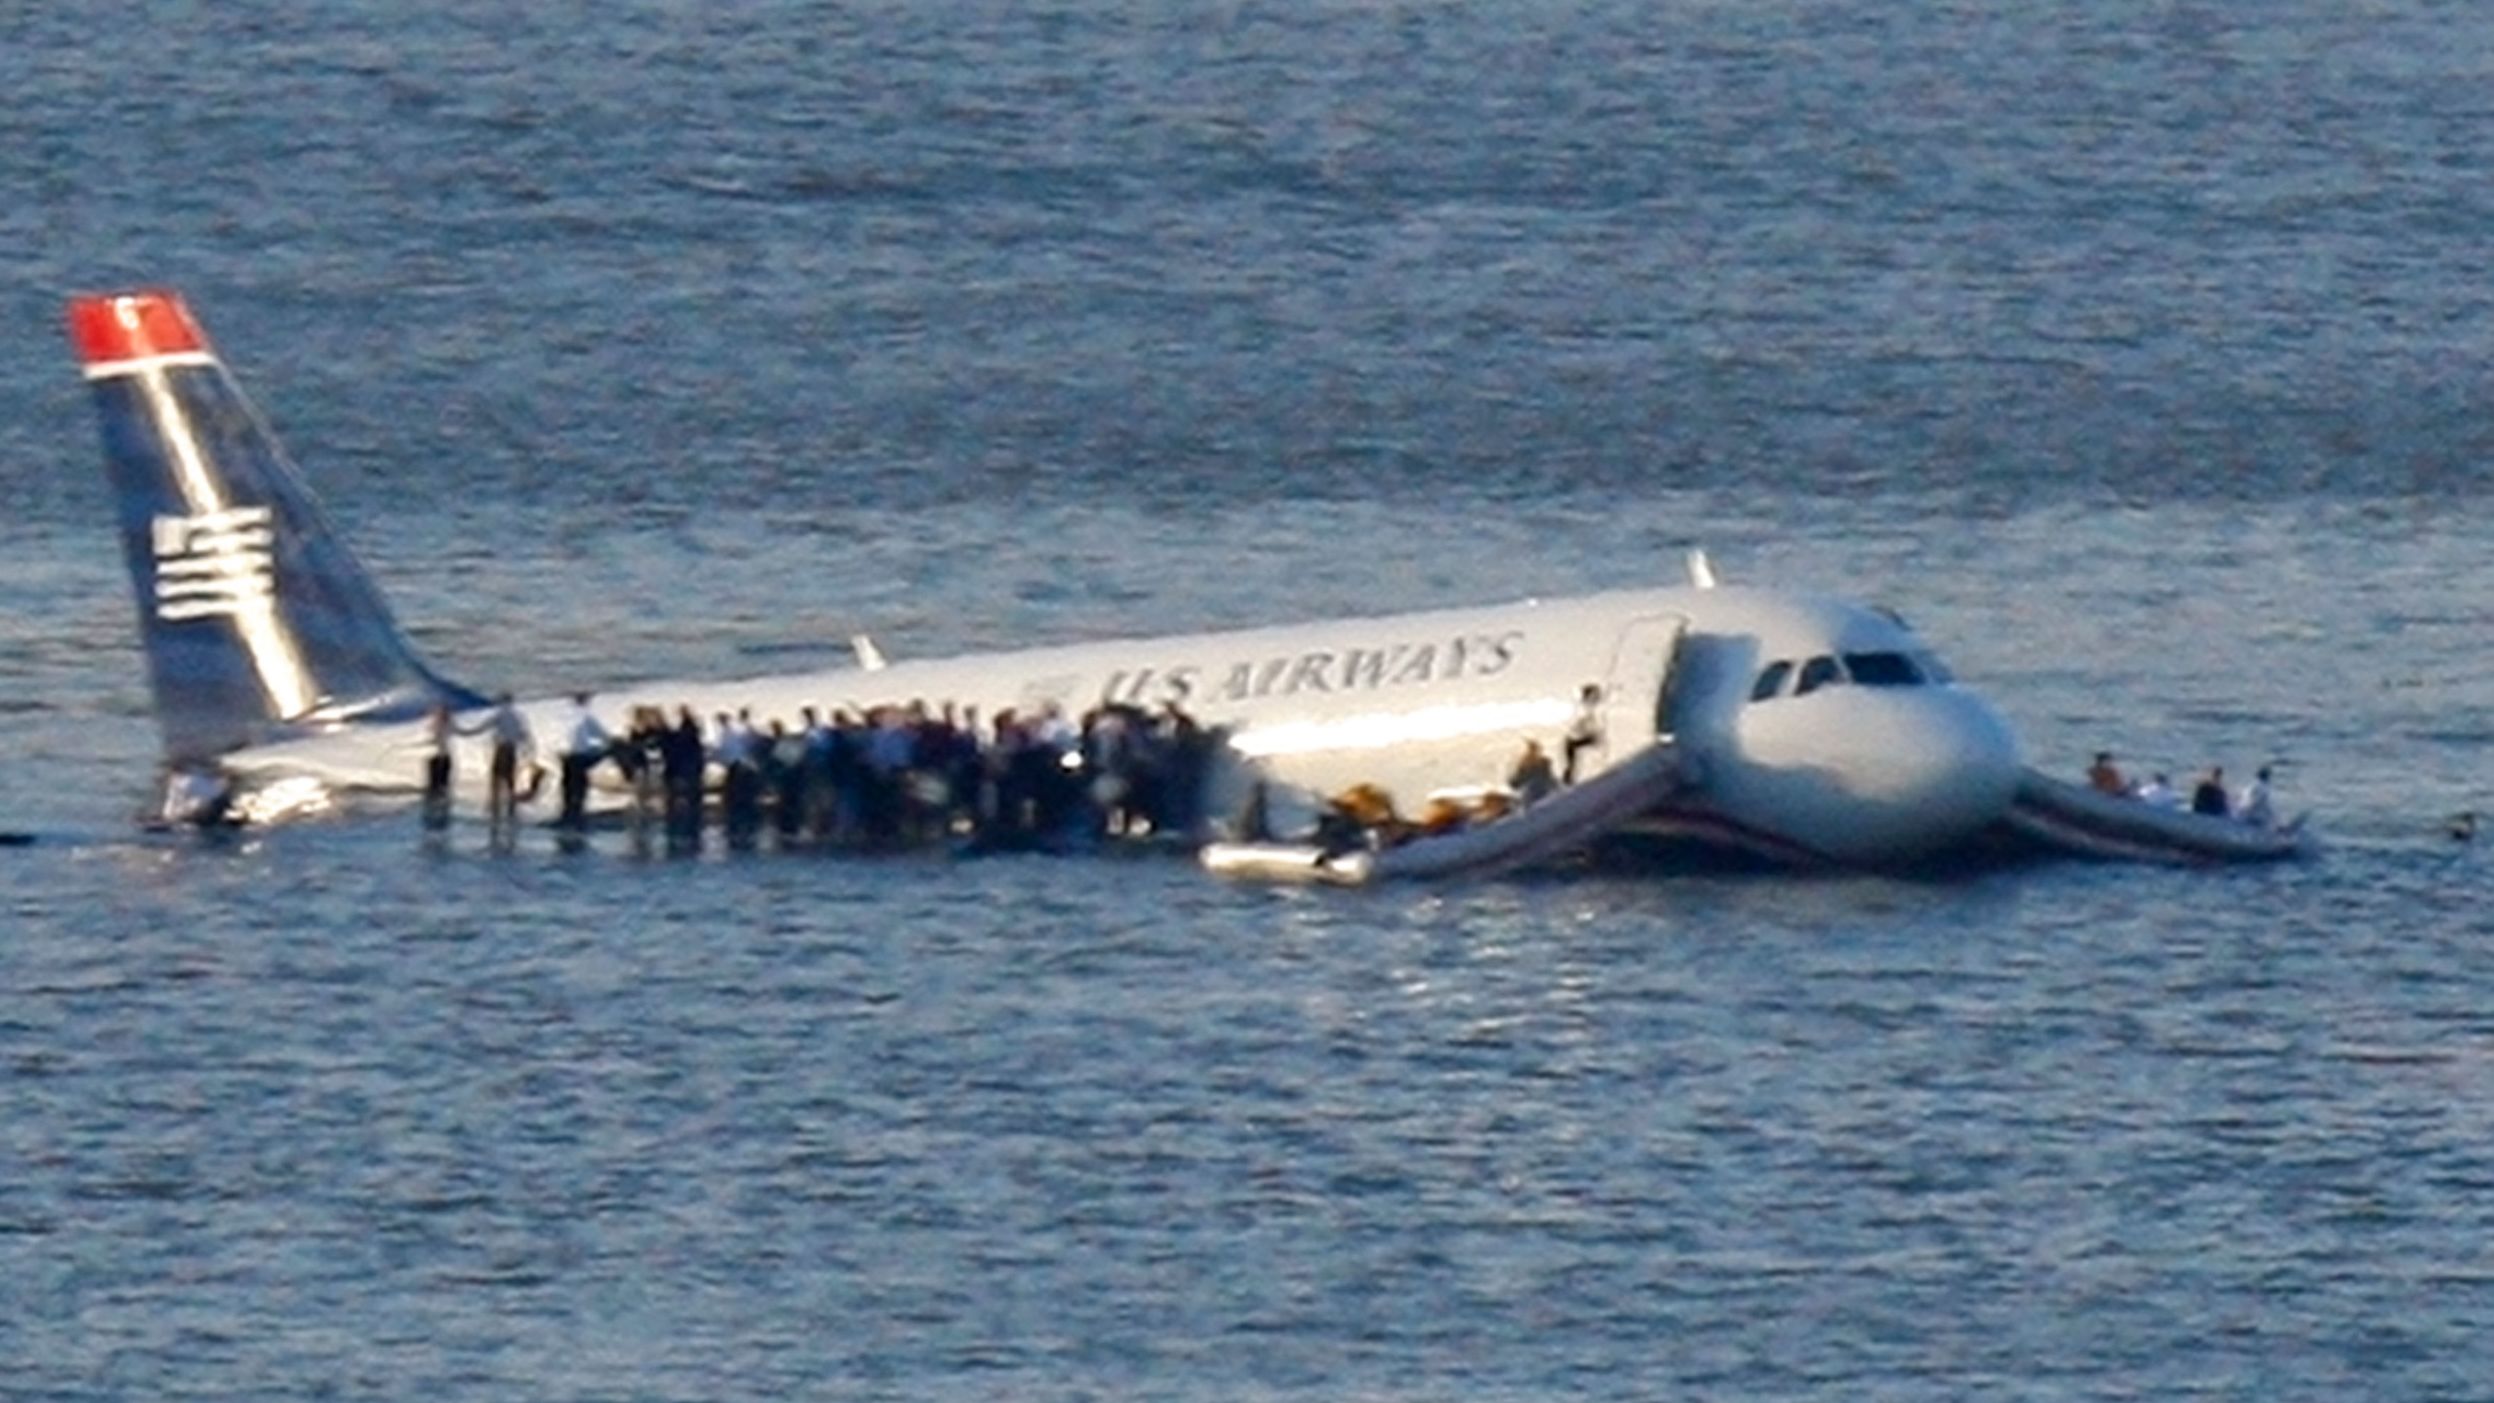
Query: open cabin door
xmin=1589 ymin=614 xmax=1687 ymax=775
xmin=1652 ymin=628 xmax=1760 ymax=784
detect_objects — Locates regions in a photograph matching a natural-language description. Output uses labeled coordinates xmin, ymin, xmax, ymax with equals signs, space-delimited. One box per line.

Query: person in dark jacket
xmin=2190 ymin=767 xmax=2230 ymax=818
xmin=661 ymin=705 xmax=707 ymax=841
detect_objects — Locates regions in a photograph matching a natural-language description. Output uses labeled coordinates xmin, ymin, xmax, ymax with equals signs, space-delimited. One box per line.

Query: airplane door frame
xmin=1591 ymin=614 xmax=1687 ymax=775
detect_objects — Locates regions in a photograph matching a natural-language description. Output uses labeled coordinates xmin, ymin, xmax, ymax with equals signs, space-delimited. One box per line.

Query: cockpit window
xmin=1750 ymin=660 xmax=1793 ymax=702
xmin=1753 ymin=651 xmax=1945 ymax=704
xmin=1843 ymin=651 xmax=1924 ymax=687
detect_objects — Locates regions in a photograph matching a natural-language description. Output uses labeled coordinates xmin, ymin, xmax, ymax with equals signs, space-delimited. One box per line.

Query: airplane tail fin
xmin=67 ymin=290 xmax=482 ymax=765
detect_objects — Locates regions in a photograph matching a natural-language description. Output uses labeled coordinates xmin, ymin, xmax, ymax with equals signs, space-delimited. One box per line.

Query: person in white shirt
xmin=461 ymin=693 xmax=535 ymax=828
xmin=2132 ymin=772 xmax=2179 ymax=809
xmin=716 ymin=708 xmax=765 ymax=841
xmin=2235 ymin=765 xmax=2276 ymax=828
xmin=1562 ymin=683 xmax=1604 ymax=784
xmin=556 ymin=691 xmax=611 ymax=829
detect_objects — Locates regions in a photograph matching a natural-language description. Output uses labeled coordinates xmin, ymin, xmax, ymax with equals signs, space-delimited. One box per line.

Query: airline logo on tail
xmin=150 ymin=505 xmax=276 ymax=622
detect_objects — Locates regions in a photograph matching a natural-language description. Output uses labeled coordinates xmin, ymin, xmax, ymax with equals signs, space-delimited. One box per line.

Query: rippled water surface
xmin=3 ymin=3 xmax=2491 ymax=1398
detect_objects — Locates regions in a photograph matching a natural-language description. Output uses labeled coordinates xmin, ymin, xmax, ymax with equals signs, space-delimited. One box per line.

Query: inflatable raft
xmin=1200 ymin=741 xmax=1687 ymax=885
xmin=2005 ymin=769 xmax=2314 ymax=863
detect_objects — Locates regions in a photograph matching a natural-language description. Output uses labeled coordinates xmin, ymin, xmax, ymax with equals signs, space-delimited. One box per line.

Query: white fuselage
xmin=228 ymin=582 xmax=2023 ymax=865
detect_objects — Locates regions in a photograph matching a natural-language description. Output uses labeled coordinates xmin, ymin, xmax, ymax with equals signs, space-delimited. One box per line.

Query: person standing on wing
xmin=421 ymin=702 xmax=455 ymax=830
xmin=555 ymin=691 xmax=611 ymax=830
xmin=461 ymin=692 xmax=536 ymax=831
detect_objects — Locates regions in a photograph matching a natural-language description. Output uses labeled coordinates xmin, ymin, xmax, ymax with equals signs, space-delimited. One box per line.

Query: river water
xmin=2 ymin=3 xmax=2490 ymax=1398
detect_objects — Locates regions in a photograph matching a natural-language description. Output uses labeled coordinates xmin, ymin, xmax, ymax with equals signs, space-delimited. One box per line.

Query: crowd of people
xmin=2086 ymin=751 xmax=2278 ymax=827
xmin=424 ymin=691 xmax=1225 ymax=854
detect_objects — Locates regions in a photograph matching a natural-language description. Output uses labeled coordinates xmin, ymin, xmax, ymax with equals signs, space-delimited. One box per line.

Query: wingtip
xmin=66 ymin=289 xmax=208 ymax=366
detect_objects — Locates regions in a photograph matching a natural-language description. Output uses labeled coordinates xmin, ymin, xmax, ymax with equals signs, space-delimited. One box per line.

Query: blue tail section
xmin=69 ymin=291 xmax=481 ymax=764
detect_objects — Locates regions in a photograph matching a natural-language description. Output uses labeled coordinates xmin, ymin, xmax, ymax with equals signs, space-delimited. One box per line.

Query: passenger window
xmin=1750 ymin=660 xmax=1793 ymax=703
xmin=1795 ymin=655 xmax=1842 ymax=696
xmin=1843 ymin=652 xmax=1924 ymax=687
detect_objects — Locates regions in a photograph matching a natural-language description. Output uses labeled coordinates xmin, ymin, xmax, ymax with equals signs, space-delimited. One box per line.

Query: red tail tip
xmin=67 ymin=290 xmax=208 ymax=365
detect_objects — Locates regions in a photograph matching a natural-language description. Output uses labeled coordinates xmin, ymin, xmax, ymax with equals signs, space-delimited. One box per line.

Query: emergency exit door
xmin=1592 ymin=614 xmax=1687 ymax=775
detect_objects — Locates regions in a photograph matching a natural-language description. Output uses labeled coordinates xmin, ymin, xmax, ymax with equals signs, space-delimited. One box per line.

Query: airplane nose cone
xmin=1830 ymin=688 xmax=2022 ymax=860
xmin=1719 ymin=684 xmax=2026 ymax=865
xmin=1918 ymin=691 xmax=2022 ymax=842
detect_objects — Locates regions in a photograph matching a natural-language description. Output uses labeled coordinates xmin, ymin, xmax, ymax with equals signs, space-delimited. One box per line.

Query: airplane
xmin=68 ymin=287 xmax=2044 ymax=868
